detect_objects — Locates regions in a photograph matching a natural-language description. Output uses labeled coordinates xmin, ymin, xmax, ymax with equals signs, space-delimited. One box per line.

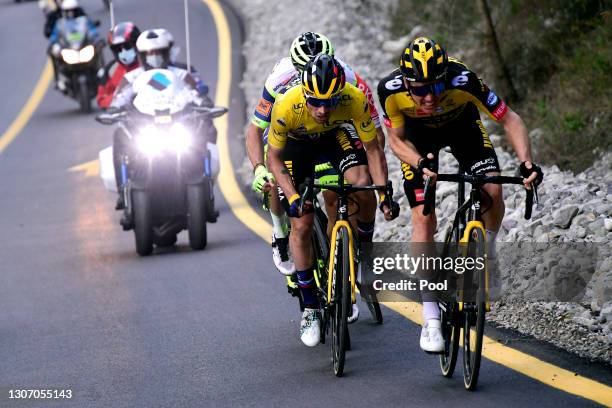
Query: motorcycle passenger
xmin=48 ymin=0 xmax=100 ymax=91
xmin=97 ymin=22 xmax=141 ymax=110
xmin=110 ymin=30 xmax=219 ymax=221
xmin=266 ymin=54 xmax=399 ymax=347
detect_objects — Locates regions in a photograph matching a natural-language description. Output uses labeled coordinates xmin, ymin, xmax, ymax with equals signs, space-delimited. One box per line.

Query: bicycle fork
xmin=327 ymin=221 xmax=357 ymax=304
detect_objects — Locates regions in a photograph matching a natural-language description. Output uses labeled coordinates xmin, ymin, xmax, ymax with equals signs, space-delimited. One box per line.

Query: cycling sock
xmin=297 ymin=267 xmax=319 ymax=308
xmin=423 ymin=301 xmax=440 ymax=321
xmin=270 ymin=211 xmax=288 ymax=239
xmin=357 ymin=220 xmax=375 ymax=243
xmin=485 ymin=229 xmax=497 ymax=259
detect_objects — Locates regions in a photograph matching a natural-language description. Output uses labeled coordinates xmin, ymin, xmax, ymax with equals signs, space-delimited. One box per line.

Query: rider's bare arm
xmin=246 ymin=123 xmax=265 ymax=169
xmin=499 ymin=107 xmax=533 ymax=163
xmin=387 ymin=126 xmax=423 ymax=168
xmin=364 ymin=138 xmax=388 ymax=187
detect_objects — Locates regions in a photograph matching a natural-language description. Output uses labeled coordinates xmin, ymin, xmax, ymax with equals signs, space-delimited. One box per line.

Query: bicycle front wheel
xmin=331 ymin=228 xmax=351 ymax=377
xmin=462 ymin=227 xmax=486 ymax=390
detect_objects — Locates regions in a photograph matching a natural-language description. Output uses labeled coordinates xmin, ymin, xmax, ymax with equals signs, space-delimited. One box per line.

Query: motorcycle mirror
xmin=193 ymin=106 xmax=228 ymax=118
xmin=95 ymin=110 xmax=126 ymax=125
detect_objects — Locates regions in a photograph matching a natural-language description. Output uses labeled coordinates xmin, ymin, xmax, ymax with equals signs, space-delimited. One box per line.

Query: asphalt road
xmin=0 ymin=1 xmax=608 ymax=407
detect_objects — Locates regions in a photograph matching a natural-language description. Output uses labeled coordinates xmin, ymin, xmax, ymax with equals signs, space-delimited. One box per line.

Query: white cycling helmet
xmin=136 ymin=29 xmax=171 ymax=69
xmin=61 ymin=0 xmax=78 ymax=10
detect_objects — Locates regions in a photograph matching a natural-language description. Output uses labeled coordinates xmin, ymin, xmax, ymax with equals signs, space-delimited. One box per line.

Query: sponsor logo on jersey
xmin=360 ymin=118 xmax=373 ymax=131
xmin=292 ymin=102 xmax=304 ymax=113
xmin=492 ymin=100 xmax=508 ymax=120
xmin=401 ymin=162 xmax=414 ymax=180
xmin=255 ymin=98 xmax=273 ymax=117
xmin=276 ymin=118 xmax=286 ymax=127
xmin=486 ymin=91 xmax=498 ymax=106
xmin=336 ymin=131 xmax=352 ymax=151
xmin=385 ymin=77 xmax=403 ymax=91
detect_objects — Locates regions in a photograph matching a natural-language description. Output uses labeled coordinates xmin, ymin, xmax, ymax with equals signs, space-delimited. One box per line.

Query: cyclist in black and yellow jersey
xmin=268 ymin=54 xmax=399 ymax=347
xmin=377 ymin=37 xmax=543 ymax=353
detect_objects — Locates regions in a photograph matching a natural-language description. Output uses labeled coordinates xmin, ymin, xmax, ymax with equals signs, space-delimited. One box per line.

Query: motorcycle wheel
xmin=78 ymin=76 xmax=91 ymax=113
xmin=187 ymin=183 xmax=208 ymax=250
xmin=132 ymin=189 xmax=153 ymax=256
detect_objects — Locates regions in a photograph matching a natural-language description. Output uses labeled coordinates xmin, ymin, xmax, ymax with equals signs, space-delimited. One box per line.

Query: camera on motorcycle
xmin=95 ymin=110 xmax=127 ymax=125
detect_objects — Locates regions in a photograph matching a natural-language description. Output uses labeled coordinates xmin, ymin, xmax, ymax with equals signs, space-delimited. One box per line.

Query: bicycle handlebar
xmin=422 ymin=173 xmax=537 ymax=220
xmin=300 ymin=177 xmax=394 ymax=214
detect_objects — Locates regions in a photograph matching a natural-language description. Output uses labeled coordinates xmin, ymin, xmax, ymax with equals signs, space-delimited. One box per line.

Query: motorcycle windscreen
xmin=131 ymin=69 xmax=195 ymax=116
xmin=59 ymin=16 xmax=88 ymax=49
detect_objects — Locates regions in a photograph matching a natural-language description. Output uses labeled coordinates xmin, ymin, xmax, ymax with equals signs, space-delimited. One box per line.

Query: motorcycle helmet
xmin=136 ymin=29 xmax=171 ymax=70
xmin=108 ymin=22 xmax=141 ymax=66
xmin=61 ymin=0 xmax=80 ymax=19
xmin=301 ymin=54 xmax=345 ymax=99
xmin=289 ymin=32 xmax=334 ymax=72
xmin=153 ymin=28 xmax=180 ymax=63
xmin=400 ymin=36 xmax=448 ymax=82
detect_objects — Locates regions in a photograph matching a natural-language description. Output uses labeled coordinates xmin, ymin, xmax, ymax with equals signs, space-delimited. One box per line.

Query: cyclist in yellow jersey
xmin=268 ymin=54 xmax=399 ymax=347
xmin=377 ymin=37 xmax=544 ymax=353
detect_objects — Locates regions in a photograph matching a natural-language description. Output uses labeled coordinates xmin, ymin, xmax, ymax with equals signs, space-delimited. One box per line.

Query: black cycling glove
xmin=417 ymin=156 xmax=437 ymax=175
xmin=519 ymin=161 xmax=544 ymax=186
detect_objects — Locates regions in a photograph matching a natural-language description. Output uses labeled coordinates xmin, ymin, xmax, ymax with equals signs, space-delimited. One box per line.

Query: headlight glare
xmin=79 ymin=45 xmax=95 ymax=62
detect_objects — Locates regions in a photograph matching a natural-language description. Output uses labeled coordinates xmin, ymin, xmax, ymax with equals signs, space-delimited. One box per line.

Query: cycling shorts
xmin=401 ymin=104 xmax=500 ymax=208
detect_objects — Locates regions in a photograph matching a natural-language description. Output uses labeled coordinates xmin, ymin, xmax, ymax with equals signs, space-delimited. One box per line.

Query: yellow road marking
xmin=0 ymin=61 xmax=53 ymax=154
xmin=69 ymin=159 xmax=100 ymax=177
xmin=202 ymin=0 xmax=271 ymax=244
xmin=205 ymin=1 xmax=612 ymax=404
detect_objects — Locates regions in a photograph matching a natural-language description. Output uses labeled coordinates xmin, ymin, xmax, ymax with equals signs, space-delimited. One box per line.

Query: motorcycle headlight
xmin=79 ymin=45 xmax=95 ymax=63
xmin=170 ymin=123 xmax=192 ymax=153
xmin=136 ymin=125 xmax=165 ymax=157
xmin=61 ymin=49 xmax=80 ymax=64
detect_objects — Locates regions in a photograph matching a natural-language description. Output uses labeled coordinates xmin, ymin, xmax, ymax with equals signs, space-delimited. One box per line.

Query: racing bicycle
xmin=422 ymin=171 xmax=536 ymax=390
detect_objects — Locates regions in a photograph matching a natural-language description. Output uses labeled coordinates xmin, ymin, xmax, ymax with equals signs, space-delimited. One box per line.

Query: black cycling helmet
xmin=301 ymin=54 xmax=345 ymax=99
xmin=290 ymin=32 xmax=334 ymax=72
xmin=400 ymin=37 xmax=448 ymax=82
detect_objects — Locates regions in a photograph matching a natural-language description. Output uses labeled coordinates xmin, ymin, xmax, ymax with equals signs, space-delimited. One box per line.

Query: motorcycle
xmin=96 ymin=69 xmax=227 ymax=256
xmin=53 ymin=16 xmax=103 ymax=113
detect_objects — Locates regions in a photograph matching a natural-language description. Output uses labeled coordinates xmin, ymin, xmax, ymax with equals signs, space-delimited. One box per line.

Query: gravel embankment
xmin=227 ymin=0 xmax=611 ymax=364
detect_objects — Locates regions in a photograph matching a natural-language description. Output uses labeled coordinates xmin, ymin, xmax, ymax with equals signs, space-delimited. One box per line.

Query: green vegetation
xmin=390 ymin=0 xmax=611 ymax=172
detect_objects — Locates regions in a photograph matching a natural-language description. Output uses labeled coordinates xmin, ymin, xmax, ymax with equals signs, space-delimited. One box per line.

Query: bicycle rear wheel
xmin=462 ymin=227 xmax=486 ymax=390
xmin=331 ymin=228 xmax=351 ymax=377
xmin=439 ymin=301 xmax=460 ymax=377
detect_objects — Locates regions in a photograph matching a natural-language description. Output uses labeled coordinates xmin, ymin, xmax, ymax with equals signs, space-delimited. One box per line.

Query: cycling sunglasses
xmin=408 ymin=81 xmax=446 ymax=97
xmin=110 ymin=42 xmax=134 ymax=53
xmin=305 ymin=96 xmax=340 ymax=108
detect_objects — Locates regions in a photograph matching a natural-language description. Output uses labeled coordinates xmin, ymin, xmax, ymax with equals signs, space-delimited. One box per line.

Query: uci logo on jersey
xmin=486 ymin=91 xmax=498 ymax=106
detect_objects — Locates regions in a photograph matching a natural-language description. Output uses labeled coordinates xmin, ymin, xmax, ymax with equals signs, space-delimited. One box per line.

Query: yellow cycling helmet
xmin=400 ymin=37 xmax=448 ymax=82
xmin=301 ymin=54 xmax=345 ymax=99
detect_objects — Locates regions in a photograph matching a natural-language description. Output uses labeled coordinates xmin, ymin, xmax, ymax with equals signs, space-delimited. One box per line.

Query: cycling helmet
xmin=108 ymin=22 xmax=141 ymax=65
xmin=400 ymin=37 xmax=448 ymax=82
xmin=301 ymin=54 xmax=345 ymax=99
xmin=61 ymin=0 xmax=79 ymax=18
xmin=136 ymin=29 xmax=171 ymax=70
xmin=290 ymin=32 xmax=334 ymax=72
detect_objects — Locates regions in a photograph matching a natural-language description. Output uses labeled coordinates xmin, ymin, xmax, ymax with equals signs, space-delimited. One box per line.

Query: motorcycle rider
xmin=110 ymin=30 xmax=219 ymax=222
xmin=42 ymin=0 xmax=85 ymax=39
xmin=48 ymin=0 xmax=100 ymax=91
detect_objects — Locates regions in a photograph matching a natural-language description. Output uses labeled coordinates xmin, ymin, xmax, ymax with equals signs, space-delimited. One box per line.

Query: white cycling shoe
xmin=420 ymin=319 xmax=444 ymax=354
xmin=272 ymin=235 xmax=296 ymax=276
xmin=347 ymin=303 xmax=359 ymax=324
xmin=300 ymin=308 xmax=321 ymax=347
